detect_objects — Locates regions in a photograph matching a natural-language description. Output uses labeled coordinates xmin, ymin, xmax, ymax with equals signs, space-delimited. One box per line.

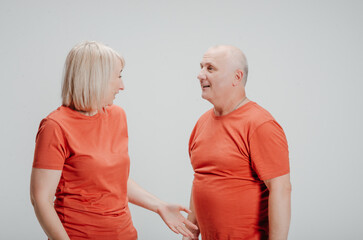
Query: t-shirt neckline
xmin=211 ymin=101 xmax=255 ymax=120
xmin=60 ymin=106 xmax=105 ymax=120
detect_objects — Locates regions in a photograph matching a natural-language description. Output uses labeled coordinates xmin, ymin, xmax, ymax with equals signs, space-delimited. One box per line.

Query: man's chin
xmin=201 ymin=94 xmax=212 ymax=102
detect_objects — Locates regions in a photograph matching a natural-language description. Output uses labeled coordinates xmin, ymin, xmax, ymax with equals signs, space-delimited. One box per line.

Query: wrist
xmin=154 ymin=200 xmax=167 ymax=214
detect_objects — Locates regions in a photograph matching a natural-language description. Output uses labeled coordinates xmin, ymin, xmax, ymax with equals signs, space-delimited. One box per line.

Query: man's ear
xmin=233 ymin=69 xmax=243 ymax=86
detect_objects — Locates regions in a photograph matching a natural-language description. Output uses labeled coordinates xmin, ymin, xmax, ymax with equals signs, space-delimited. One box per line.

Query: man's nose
xmin=198 ymin=69 xmax=206 ymax=80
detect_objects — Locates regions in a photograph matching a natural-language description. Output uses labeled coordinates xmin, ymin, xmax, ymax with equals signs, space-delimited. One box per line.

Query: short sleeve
xmin=33 ymin=118 xmax=67 ymax=170
xmin=250 ymin=120 xmax=290 ymax=180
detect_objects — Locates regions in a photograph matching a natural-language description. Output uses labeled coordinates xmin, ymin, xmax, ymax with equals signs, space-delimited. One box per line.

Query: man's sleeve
xmin=249 ymin=120 xmax=290 ymax=181
xmin=33 ymin=118 xmax=67 ymax=170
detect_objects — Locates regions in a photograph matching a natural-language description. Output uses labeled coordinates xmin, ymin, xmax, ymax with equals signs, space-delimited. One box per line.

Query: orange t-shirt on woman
xmin=33 ymin=105 xmax=137 ymax=240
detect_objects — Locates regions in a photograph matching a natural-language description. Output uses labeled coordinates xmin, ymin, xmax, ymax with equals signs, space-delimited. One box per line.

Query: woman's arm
xmin=30 ymin=168 xmax=70 ymax=240
xmin=127 ymin=178 xmax=198 ymax=238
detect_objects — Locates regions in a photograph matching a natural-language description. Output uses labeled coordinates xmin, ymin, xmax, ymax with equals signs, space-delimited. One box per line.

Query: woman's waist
xmin=56 ymin=203 xmax=134 ymax=227
xmin=54 ymin=195 xmax=129 ymax=216
xmin=57 ymin=206 xmax=137 ymax=240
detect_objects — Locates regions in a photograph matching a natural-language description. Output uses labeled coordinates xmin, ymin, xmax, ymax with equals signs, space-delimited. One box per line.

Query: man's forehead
xmin=201 ymin=48 xmax=228 ymax=65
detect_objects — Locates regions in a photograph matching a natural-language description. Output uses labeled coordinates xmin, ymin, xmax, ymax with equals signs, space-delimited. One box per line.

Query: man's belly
xmin=192 ymin=175 xmax=269 ymax=237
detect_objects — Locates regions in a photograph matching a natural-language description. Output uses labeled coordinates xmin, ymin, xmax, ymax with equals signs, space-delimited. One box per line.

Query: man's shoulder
xmin=200 ymin=108 xmax=213 ymax=119
xmin=195 ymin=108 xmax=213 ymax=126
xmin=243 ymin=102 xmax=276 ymax=128
xmin=247 ymin=102 xmax=274 ymax=119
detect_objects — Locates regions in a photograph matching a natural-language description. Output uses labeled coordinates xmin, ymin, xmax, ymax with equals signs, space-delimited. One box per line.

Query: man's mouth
xmin=202 ymin=85 xmax=210 ymax=88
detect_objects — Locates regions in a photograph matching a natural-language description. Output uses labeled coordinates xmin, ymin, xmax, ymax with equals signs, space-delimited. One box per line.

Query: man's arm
xmin=264 ymin=173 xmax=292 ymax=240
xmin=182 ymin=190 xmax=200 ymax=240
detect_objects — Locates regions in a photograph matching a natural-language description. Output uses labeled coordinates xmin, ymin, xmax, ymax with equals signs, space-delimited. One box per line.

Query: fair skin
xmin=182 ymin=191 xmax=200 ymax=240
xmin=105 ymin=59 xmax=125 ymax=107
xmin=197 ymin=46 xmax=248 ymax=116
xmin=183 ymin=46 xmax=291 ymax=239
xmin=31 ymin=59 xmax=198 ymax=239
xmin=127 ymin=179 xmax=198 ymax=237
xmin=30 ymin=169 xmax=70 ymax=240
xmin=264 ymin=173 xmax=292 ymax=240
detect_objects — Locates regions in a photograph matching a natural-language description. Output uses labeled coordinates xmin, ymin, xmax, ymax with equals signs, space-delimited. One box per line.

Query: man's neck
xmin=213 ymin=95 xmax=248 ymax=116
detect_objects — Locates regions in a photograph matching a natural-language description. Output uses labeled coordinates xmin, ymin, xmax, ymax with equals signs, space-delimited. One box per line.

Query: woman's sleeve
xmin=33 ymin=118 xmax=67 ymax=170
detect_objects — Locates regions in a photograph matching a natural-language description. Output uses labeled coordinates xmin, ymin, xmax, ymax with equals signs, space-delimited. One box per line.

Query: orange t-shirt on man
xmin=189 ymin=101 xmax=290 ymax=240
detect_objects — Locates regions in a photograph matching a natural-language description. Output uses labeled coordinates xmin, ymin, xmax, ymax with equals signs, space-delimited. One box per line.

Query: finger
xmin=180 ymin=206 xmax=192 ymax=214
xmin=176 ymin=225 xmax=193 ymax=238
xmin=169 ymin=225 xmax=179 ymax=234
xmin=176 ymin=225 xmax=194 ymax=239
xmin=183 ymin=219 xmax=199 ymax=230
xmin=180 ymin=225 xmax=196 ymax=239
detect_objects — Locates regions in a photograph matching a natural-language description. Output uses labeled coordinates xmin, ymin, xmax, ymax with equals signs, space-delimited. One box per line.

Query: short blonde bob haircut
xmin=62 ymin=41 xmax=124 ymax=112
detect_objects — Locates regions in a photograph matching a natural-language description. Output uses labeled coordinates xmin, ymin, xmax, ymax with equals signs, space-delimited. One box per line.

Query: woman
xmin=30 ymin=41 xmax=197 ymax=240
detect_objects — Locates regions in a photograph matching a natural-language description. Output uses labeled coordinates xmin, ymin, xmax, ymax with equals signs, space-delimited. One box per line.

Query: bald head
xmin=207 ymin=45 xmax=248 ymax=84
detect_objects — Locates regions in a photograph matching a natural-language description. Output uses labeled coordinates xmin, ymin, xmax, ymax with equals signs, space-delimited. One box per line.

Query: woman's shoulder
xmin=36 ymin=112 xmax=64 ymax=139
xmin=107 ymin=104 xmax=124 ymax=112
xmin=44 ymin=106 xmax=67 ymax=122
xmin=106 ymin=104 xmax=127 ymax=119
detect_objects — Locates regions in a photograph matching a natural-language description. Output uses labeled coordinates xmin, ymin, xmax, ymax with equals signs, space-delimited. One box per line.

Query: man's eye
xmin=118 ymin=75 xmax=122 ymax=78
xmin=208 ymin=67 xmax=213 ymax=71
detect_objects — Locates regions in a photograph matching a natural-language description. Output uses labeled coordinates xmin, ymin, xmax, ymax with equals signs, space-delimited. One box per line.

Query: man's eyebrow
xmin=200 ymin=62 xmax=213 ymax=67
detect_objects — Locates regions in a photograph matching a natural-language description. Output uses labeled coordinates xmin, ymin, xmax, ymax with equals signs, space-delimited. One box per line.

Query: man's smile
xmin=201 ymin=82 xmax=211 ymax=88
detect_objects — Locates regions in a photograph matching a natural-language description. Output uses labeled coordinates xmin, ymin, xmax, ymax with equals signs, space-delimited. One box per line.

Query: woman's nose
xmin=119 ymin=79 xmax=125 ymax=90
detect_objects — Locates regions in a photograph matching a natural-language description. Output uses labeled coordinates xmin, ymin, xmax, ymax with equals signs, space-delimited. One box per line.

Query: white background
xmin=1 ymin=0 xmax=362 ymax=239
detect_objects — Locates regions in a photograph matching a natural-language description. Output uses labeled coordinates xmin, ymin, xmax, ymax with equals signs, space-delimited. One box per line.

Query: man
xmin=183 ymin=45 xmax=291 ymax=240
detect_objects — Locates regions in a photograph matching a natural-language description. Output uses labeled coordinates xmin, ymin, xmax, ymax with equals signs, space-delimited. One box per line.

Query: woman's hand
xmin=157 ymin=203 xmax=198 ymax=238
xmin=127 ymin=179 xmax=199 ymax=238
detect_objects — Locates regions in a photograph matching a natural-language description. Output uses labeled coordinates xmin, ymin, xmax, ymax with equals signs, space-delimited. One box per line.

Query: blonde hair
xmin=62 ymin=41 xmax=124 ymax=112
